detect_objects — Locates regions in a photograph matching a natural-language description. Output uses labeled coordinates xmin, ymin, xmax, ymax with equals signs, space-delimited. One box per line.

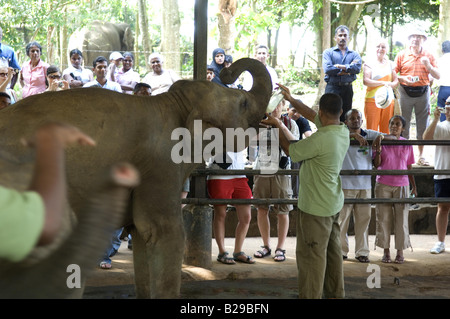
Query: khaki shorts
xmin=253 ymin=175 xmax=293 ymax=214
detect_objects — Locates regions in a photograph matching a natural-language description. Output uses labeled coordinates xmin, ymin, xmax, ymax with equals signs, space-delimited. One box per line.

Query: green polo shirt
xmin=0 ymin=186 xmax=45 ymax=262
xmin=289 ymin=115 xmax=349 ymax=217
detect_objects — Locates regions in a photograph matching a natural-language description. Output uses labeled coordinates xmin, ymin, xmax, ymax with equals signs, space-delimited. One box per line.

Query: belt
xmin=328 ymin=82 xmax=352 ymax=86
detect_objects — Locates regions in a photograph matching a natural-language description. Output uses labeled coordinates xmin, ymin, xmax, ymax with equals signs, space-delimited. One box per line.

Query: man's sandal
xmin=254 ymin=245 xmax=271 ymax=258
xmin=217 ymin=252 xmax=236 ymax=265
xmin=233 ymin=252 xmax=255 ymax=264
xmin=273 ymin=248 xmax=286 ymax=262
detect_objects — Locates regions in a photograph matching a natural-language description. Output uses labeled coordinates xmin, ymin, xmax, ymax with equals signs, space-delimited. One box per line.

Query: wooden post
xmin=194 ymin=0 xmax=208 ymax=80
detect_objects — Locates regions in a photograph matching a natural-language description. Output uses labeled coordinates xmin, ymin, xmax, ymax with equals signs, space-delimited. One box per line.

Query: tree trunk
xmin=438 ymin=0 xmax=450 ymax=57
xmin=138 ymin=0 xmax=151 ymax=71
xmin=217 ymin=0 xmax=237 ymax=54
xmin=59 ymin=5 xmax=68 ymax=70
xmin=315 ymin=0 xmax=331 ymax=108
xmin=162 ymin=0 xmax=181 ymax=73
xmin=47 ymin=26 xmax=55 ymax=64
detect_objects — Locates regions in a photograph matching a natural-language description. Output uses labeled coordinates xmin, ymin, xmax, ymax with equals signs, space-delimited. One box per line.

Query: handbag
xmin=401 ymin=85 xmax=428 ymax=98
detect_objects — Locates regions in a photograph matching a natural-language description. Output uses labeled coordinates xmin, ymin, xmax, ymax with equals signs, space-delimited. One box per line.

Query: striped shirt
xmin=394 ymin=47 xmax=437 ymax=87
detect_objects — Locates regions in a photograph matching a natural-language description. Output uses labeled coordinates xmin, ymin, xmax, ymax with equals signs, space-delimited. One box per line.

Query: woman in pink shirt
xmin=19 ymin=42 xmax=49 ymax=98
xmin=372 ymin=115 xmax=417 ymax=264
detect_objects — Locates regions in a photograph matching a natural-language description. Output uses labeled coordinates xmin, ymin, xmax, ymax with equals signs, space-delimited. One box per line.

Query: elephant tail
xmin=219 ymin=57 xmax=272 ymax=101
xmin=0 ymin=163 xmax=140 ymax=299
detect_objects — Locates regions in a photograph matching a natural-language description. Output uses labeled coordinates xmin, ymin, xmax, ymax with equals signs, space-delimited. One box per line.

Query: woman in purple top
xmin=372 ymin=115 xmax=417 ymax=264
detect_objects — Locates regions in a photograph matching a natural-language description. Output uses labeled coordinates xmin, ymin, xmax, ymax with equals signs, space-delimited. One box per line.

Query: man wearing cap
xmin=323 ymin=25 xmax=362 ymax=122
xmin=423 ymin=96 xmax=450 ymax=254
xmin=107 ymin=51 xmax=124 ymax=82
xmin=394 ymin=30 xmax=440 ymax=166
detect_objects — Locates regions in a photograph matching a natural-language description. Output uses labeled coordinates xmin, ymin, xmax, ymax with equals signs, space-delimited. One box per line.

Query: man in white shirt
xmin=423 ymin=97 xmax=450 ymax=254
xmin=242 ymin=45 xmax=278 ymax=92
xmin=83 ymin=56 xmax=122 ymax=93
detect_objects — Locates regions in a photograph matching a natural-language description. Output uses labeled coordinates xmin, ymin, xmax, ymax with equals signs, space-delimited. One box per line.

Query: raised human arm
xmin=423 ymin=108 xmax=440 ymax=140
xmin=278 ymin=83 xmax=316 ymax=122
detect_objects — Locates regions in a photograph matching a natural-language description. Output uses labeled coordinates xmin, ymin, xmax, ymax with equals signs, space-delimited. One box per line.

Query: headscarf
xmin=210 ymin=48 xmax=226 ymax=87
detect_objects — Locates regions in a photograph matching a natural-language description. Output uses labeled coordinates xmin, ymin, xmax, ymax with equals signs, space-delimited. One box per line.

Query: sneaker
xmin=430 ymin=241 xmax=445 ymax=254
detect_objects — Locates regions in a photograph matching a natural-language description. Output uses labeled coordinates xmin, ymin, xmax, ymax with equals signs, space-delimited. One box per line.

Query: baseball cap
xmin=109 ymin=51 xmax=124 ymax=61
xmin=408 ymin=30 xmax=427 ymax=41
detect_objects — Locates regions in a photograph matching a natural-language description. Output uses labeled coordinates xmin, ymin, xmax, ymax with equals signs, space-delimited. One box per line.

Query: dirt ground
xmin=83 ymin=234 xmax=450 ymax=300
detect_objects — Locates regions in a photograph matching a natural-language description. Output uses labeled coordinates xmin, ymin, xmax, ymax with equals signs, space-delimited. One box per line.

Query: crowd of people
xmin=1 ymin=23 xmax=450 ymax=299
xmin=0 ymin=25 xmax=184 ymax=111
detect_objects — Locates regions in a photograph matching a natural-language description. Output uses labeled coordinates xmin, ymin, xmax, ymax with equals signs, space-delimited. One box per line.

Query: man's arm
xmin=423 ymin=107 xmax=440 ymax=140
xmin=345 ymin=52 xmax=362 ymax=75
xmin=322 ymin=49 xmax=341 ymax=76
xmin=26 ymin=123 xmax=96 ymax=245
xmin=278 ymin=83 xmax=316 ymax=122
xmin=260 ymin=115 xmax=293 ymax=155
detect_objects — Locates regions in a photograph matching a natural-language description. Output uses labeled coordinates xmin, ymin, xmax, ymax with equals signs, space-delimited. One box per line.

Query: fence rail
xmin=182 ymin=139 xmax=450 ymax=206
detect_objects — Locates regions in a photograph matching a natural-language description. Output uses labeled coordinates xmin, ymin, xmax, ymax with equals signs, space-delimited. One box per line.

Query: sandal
xmin=416 ymin=157 xmax=430 ymax=166
xmin=233 ymin=252 xmax=255 ymax=264
xmin=355 ymin=256 xmax=370 ymax=263
xmin=381 ymin=255 xmax=392 ymax=263
xmin=394 ymin=255 xmax=404 ymax=264
xmin=217 ymin=252 xmax=236 ymax=265
xmin=273 ymin=248 xmax=286 ymax=262
xmin=99 ymin=261 xmax=112 ymax=269
xmin=254 ymin=245 xmax=271 ymax=258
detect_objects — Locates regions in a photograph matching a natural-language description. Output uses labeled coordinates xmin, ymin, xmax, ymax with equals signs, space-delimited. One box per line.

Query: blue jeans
xmin=101 ymin=228 xmax=123 ymax=264
xmin=438 ymin=86 xmax=450 ymax=121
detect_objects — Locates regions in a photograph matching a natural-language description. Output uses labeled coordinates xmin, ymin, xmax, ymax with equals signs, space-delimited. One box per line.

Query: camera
xmin=58 ymin=81 xmax=64 ymax=88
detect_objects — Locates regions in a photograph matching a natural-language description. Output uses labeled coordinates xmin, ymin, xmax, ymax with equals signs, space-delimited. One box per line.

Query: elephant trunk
xmin=0 ymin=163 xmax=140 ymax=299
xmin=219 ymin=57 xmax=273 ymax=110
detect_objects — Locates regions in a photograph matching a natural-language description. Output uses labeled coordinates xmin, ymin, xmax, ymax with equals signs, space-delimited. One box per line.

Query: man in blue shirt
xmin=0 ymin=27 xmax=21 ymax=89
xmin=322 ymin=25 xmax=362 ymax=122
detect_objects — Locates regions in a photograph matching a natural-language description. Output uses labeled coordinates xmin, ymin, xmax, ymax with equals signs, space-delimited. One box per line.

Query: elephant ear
xmin=122 ymin=27 xmax=134 ymax=51
xmin=219 ymin=58 xmax=272 ymax=105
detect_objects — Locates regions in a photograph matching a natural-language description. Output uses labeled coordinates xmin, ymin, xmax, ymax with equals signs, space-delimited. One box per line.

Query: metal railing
xmin=181 ymin=139 xmax=450 ymax=206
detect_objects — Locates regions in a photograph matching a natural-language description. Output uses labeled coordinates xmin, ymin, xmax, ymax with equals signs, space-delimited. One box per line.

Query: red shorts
xmin=207 ymin=178 xmax=253 ymax=200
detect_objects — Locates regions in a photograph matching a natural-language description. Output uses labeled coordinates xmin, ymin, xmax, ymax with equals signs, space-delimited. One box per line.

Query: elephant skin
xmin=68 ymin=20 xmax=134 ymax=69
xmin=0 ymin=58 xmax=272 ymax=298
xmin=0 ymin=163 xmax=140 ymax=299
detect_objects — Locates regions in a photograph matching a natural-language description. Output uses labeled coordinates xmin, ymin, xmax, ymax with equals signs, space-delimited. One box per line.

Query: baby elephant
xmin=0 ymin=163 xmax=139 ymax=299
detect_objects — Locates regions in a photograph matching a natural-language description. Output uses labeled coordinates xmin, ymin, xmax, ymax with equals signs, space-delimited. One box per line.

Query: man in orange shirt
xmin=394 ymin=30 xmax=440 ymax=165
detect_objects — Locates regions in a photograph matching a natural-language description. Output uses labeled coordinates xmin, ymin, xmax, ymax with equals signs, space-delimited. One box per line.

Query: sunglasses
xmin=0 ymin=73 xmax=7 ymax=77
xmin=48 ymin=75 xmax=61 ymax=79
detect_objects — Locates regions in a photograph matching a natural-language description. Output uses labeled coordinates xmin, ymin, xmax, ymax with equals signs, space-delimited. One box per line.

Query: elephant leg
xmin=133 ymin=185 xmax=185 ymax=299
xmin=130 ymin=227 xmax=151 ymax=298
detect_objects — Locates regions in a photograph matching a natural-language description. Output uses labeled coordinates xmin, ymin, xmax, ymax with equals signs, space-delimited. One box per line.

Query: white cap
xmin=375 ymin=86 xmax=394 ymax=109
xmin=109 ymin=51 xmax=124 ymax=61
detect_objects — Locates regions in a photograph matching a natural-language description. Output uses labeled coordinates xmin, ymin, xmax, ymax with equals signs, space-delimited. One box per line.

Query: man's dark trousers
xmin=325 ymin=82 xmax=353 ymax=122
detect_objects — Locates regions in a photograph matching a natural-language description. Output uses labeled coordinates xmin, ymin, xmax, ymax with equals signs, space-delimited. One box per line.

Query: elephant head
xmin=0 ymin=163 xmax=139 ymax=299
xmin=169 ymin=58 xmax=272 ymax=155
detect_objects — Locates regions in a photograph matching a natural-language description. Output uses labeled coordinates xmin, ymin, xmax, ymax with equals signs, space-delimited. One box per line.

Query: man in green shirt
xmin=0 ymin=123 xmax=95 ymax=262
xmin=263 ymin=84 xmax=349 ymax=299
